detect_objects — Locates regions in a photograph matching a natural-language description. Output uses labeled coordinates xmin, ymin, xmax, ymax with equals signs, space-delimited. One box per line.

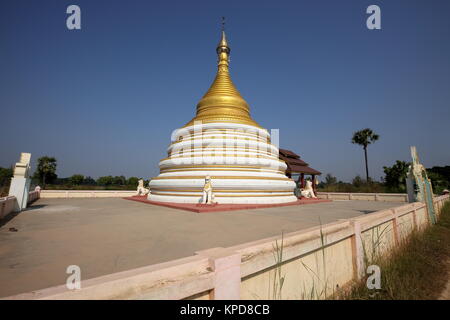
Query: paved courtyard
xmin=0 ymin=198 xmax=402 ymax=297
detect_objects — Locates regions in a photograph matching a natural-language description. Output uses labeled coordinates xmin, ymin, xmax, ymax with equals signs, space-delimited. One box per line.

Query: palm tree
xmin=351 ymin=128 xmax=379 ymax=182
xmin=34 ymin=156 xmax=57 ymax=189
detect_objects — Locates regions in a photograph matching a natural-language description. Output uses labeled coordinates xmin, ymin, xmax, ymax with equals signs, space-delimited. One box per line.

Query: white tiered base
xmin=148 ymin=122 xmax=297 ymax=204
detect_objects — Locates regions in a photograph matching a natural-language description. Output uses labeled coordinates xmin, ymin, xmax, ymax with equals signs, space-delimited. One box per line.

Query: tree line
xmin=319 ymin=164 xmax=450 ymax=194
xmin=30 ymin=157 xmax=149 ymax=188
xmin=0 ymin=156 xmax=148 ymax=195
xmin=346 ymin=128 xmax=449 ymax=193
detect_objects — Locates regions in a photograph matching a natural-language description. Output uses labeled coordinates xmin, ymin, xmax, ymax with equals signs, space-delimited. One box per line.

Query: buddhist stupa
xmin=148 ymin=29 xmax=297 ymax=204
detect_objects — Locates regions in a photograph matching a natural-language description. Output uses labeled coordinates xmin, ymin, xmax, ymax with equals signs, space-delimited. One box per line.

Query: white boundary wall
xmin=40 ymin=190 xmax=408 ymax=202
xmin=317 ymin=192 xmax=408 ymax=202
xmin=0 ymin=190 xmax=40 ymax=219
xmin=5 ymin=194 xmax=448 ymax=300
xmin=40 ymin=190 xmax=136 ymax=198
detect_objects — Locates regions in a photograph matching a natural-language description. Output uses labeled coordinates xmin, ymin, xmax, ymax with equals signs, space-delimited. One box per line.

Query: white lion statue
xmin=300 ymin=180 xmax=317 ymax=199
xmin=201 ymin=175 xmax=215 ymax=204
xmin=136 ymin=179 xmax=149 ymax=196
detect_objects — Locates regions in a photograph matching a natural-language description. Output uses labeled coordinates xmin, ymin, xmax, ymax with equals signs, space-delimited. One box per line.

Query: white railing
xmin=40 ymin=190 xmax=136 ymax=198
xmin=27 ymin=190 xmax=40 ymax=202
xmin=317 ymin=192 xmax=408 ymax=202
xmin=0 ymin=190 xmax=41 ymax=219
xmin=0 ymin=196 xmax=16 ymax=219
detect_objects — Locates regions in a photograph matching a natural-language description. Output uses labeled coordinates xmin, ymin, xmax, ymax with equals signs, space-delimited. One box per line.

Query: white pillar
xmin=196 ymin=247 xmax=241 ymax=300
xmin=8 ymin=153 xmax=32 ymax=212
xmin=351 ymin=220 xmax=365 ymax=279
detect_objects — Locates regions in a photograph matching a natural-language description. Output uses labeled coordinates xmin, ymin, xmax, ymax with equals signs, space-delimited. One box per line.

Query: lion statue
xmin=201 ymin=175 xmax=215 ymax=204
xmin=136 ymin=179 xmax=149 ymax=196
xmin=300 ymin=180 xmax=317 ymax=199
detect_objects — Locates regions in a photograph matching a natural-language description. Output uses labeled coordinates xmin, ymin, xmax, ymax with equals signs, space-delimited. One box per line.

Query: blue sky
xmin=1 ymin=0 xmax=449 ymax=182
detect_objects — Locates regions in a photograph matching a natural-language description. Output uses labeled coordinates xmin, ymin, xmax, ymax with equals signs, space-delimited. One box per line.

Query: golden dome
xmin=184 ymin=31 xmax=261 ymax=128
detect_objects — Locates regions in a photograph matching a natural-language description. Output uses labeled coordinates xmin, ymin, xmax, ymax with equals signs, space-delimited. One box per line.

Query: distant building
xmin=279 ymin=149 xmax=321 ymax=192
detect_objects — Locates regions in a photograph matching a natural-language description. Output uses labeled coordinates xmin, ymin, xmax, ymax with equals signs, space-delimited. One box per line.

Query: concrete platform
xmin=0 ymin=197 xmax=402 ymax=297
xmin=123 ymin=196 xmax=331 ymax=213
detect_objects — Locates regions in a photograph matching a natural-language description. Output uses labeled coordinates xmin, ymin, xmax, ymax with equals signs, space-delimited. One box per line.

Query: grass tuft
xmin=339 ymin=201 xmax=450 ymax=300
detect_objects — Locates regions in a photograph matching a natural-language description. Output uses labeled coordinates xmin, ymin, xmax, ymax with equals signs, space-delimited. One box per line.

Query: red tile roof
xmin=279 ymin=148 xmax=300 ymax=158
xmin=279 ymin=148 xmax=321 ymax=175
xmin=288 ymin=165 xmax=321 ymax=175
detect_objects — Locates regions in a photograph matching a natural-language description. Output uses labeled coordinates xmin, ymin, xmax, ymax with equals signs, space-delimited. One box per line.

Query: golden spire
xmin=184 ymin=21 xmax=261 ymax=128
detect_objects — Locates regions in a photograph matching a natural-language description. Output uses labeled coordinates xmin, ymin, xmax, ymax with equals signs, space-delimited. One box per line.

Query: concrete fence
xmin=0 ymin=197 xmax=16 ymax=220
xmin=27 ymin=190 xmax=40 ymax=203
xmin=41 ymin=190 xmax=408 ymax=202
xmin=317 ymin=192 xmax=409 ymax=202
xmin=0 ymin=190 xmax=40 ymax=220
xmin=40 ymin=190 xmax=136 ymax=198
xmin=6 ymin=194 xmax=449 ymax=300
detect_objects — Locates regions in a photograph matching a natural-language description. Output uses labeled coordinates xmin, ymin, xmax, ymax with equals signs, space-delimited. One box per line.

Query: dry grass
xmin=339 ymin=202 xmax=450 ymax=300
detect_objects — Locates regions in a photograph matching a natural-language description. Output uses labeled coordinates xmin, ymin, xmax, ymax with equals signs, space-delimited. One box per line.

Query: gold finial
xmin=184 ymin=21 xmax=260 ymax=128
xmin=217 ymin=17 xmax=230 ymax=57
